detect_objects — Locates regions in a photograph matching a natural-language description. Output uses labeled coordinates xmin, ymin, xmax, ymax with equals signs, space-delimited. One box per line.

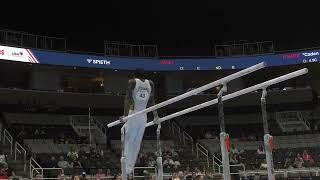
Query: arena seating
xmin=3 ymin=112 xmax=320 ymax=179
xmin=199 ymin=133 xmax=320 ymax=153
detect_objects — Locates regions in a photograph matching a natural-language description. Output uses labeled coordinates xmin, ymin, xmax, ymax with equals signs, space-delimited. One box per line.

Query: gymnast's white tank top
xmin=132 ymin=78 xmax=151 ymax=112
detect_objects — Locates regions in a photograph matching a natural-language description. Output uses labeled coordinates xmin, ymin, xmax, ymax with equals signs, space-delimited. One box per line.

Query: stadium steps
xmin=276 ymin=111 xmax=311 ymax=132
xmin=0 ymin=144 xmax=29 ymax=178
xmin=161 ymin=122 xmax=215 ymax=173
xmin=7 ymin=159 xmax=29 ymax=177
xmin=70 ymin=115 xmax=107 ymax=145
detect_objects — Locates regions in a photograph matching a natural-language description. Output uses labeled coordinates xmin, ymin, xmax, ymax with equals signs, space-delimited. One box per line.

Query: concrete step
xmin=6 ymin=159 xmax=29 ymax=178
xmin=282 ymin=121 xmax=303 ymax=125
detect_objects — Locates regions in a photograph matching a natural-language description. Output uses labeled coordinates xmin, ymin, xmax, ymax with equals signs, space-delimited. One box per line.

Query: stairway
xmin=163 ymin=121 xmax=214 ymax=172
xmin=276 ymin=111 xmax=311 ymax=133
xmin=0 ymin=143 xmax=29 ymax=178
xmin=69 ymin=115 xmax=107 ymax=144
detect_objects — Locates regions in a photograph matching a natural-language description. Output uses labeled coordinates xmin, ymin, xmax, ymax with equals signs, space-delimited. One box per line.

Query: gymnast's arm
xmin=148 ymin=80 xmax=159 ymax=119
xmin=123 ymin=79 xmax=135 ymax=117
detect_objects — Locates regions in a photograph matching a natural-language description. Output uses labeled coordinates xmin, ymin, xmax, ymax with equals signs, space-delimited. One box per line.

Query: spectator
xmin=58 ymin=172 xmax=65 ymax=180
xmin=163 ymin=156 xmax=175 ymax=168
xmin=230 ymin=154 xmax=239 ymax=165
xmin=0 ymin=162 xmax=8 ymax=180
xmin=80 ymin=156 xmax=90 ymax=174
xmin=72 ymin=175 xmax=80 ymax=180
xmin=303 ymin=150 xmax=312 ymax=162
xmin=198 ymin=175 xmax=205 ymax=180
xmin=205 ymin=171 xmax=214 ymax=179
xmin=177 ymin=171 xmax=184 ymax=179
xmin=7 ymin=167 xmax=16 ymax=178
xmin=257 ymin=143 xmax=265 ymax=155
xmin=172 ymin=173 xmax=180 ymax=180
xmin=98 ymin=147 xmax=104 ymax=157
xmin=106 ymin=169 xmax=112 ymax=177
xmin=231 ymin=144 xmax=244 ymax=155
xmin=35 ymin=174 xmax=43 ymax=180
xmin=80 ymin=172 xmax=87 ymax=180
xmin=0 ymin=150 xmax=7 ymax=163
xmin=302 ymin=150 xmax=315 ymax=167
xmin=284 ymin=156 xmax=293 ymax=168
xmin=174 ymin=160 xmax=181 ymax=169
xmin=47 ymin=156 xmax=58 ymax=168
xmin=288 ymin=163 xmax=294 ymax=169
xmin=137 ymin=152 xmax=147 ymax=167
xmin=294 ymin=153 xmax=304 ymax=168
xmin=163 ymin=146 xmax=172 ymax=157
xmin=171 ymin=147 xmax=179 ymax=158
xmin=34 ymin=128 xmax=40 ymax=139
xmin=78 ymin=146 xmax=86 ymax=158
xmin=186 ymin=166 xmax=190 ymax=174
xmin=204 ymin=131 xmax=213 ymax=139
xmin=114 ymin=174 xmax=121 ymax=180
xmin=192 ymin=172 xmax=197 ymax=179
xmin=71 ymin=159 xmax=82 ymax=169
xmin=194 ymin=167 xmax=201 ymax=174
xmin=148 ymin=157 xmax=156 ymax=167
xmin=260 ymin=159 xmax=268 ymax=169
xmin=96 ymin=169 xmax=106 ymax=180
xmin=67 ymin=147 xmax=79 ymax=162
xmin=58 ymin=156 xmax=71 ymax=169
xmin=90 ymin=147 xmax=97 ymax=159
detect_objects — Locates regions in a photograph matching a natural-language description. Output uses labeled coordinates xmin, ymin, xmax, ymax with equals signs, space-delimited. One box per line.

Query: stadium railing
xmin=196 ymin=143 xmax=209 ymax=167
xmin=212 ymin=154 xmax=222 ymax=173
xmin=30 ymin=157 xmax=43 ymax=178
xmin=0 ymin=28 xmax=67 ymax=51
xmin=104 ymin=40 xmax=158 ymax=57
xmin=3 ymin=129 xmax=13 ymax=156
xmin=240 ymin=168 xmax=320 ymax=178
xmin=133 ymin=167 xmax=157 ymax=179
xmin=182 ymin=131 xmax=194 ymax=153
xmin=15 ymin=142 xmax=27 ymax=172
xmin=31 ymin=167 xmax=63 ymax=180
xmin=171 ymin=122 xmax=183 ymax=142
xmin=219 ymin=164 xmax=245 ymax=175
xmin=171 ymin=121 xmax=194 ymax=153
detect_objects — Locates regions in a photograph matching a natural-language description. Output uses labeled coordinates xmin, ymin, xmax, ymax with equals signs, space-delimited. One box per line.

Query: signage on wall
xmin=0 ymin=45 xmax=318 ymax=71
xmin=0 ymin=45 xmax=39 ymax=64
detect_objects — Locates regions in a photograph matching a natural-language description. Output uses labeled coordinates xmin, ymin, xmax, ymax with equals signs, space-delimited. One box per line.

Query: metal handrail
xmin=94 ymin=118 xmax=107 ymax=136
xmin=196 ymin=143 xmax=209 ymax=167
xmin=15 ymin=142 xmax=27 ymax=172
xmin=297 ymin=112 xmax=311 ymax=130
xmin=183 ymin=131 xmax=194 ymax=153
xmin=30 ymin=157 xmax=43 ymax=178
xmin=0 ymin=28 xmax=65 ymax=40
xmin=171 ymin=121 xmax=196 ymax=154
xmin=31 ymin=168 xmax=63 ymax=180
xmin=172 ymin=122 xmax=182 ymax=142
xmin=241 ymin=168 xmax=320 ymax=178
xmin=133 ymin=166 xmax=156 ymax=178
xmin=0 ymin=29 xmax=66 ymax=51
xmin=212 ymin=154 xmax=222 ymax=172
xmin=3 ymin=129 xmax=13 ymax=155
xmin=213 ymin=154 xmax=222 ymax=164
xmin=219 ymin=163 xmax=245 ymax=175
